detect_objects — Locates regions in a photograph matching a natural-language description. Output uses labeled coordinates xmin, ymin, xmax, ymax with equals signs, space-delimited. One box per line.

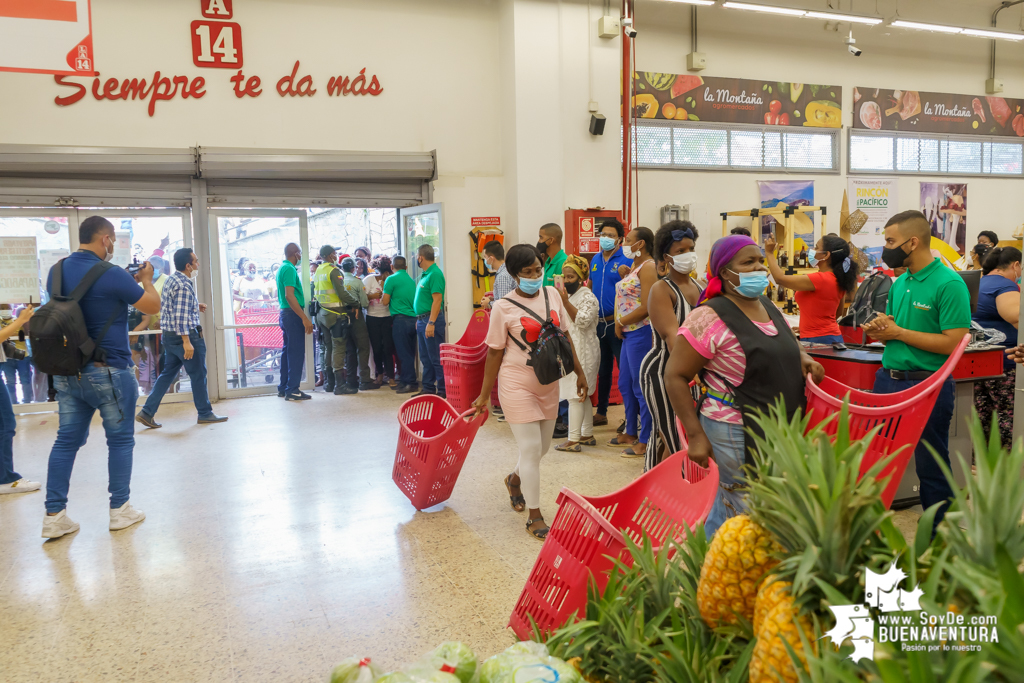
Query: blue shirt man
xmin=42 ymin=215 xmax=161 ymax=540
xmin=588 ymin=219 xmax=631 ymax=423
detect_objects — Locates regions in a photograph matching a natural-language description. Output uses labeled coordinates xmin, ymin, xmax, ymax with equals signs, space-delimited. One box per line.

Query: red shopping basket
xmin=235 ymin=304 xmax=284 ymax=349
xmin=805 ymin=334 xmax=969 ymax=509
xmin=456 ymin=309 xmax=490 ymax=346
xmin=509 ymin=450 xmax=719 ymax=639
xmin=441 ymin=342 xmax=488 ymax=413
xmin=393 ymin=395 xmax=488 ymax=510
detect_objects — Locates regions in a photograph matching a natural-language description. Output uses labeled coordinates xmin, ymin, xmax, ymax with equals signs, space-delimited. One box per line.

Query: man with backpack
xmin=37 ymin=216 xmax=161 ymax=539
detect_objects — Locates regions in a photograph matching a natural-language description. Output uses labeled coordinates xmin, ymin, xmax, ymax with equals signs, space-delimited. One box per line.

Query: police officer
xmin=313 ymin=245 xmax=360 ymax=395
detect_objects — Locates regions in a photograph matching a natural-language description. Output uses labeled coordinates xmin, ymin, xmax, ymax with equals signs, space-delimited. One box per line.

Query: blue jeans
xmin=596 ymin=320 xmax=622 ymax=415
xmin=417 ymin=312 xmax=446 ymax=394
xmin=618 ymin=328 xmax=653 ymax=442
xmin=278 ymin=309 xmax=306 ymax=394
xmin=141 ymin=331 xmax=214 ymax=418
xmin=800 ymin=334 xmax=844 ymax=344
xmin=45 ymin=364 xmax=139 ymax=513
xmin=873 ymin=369 xmax=956 ymax=527
xmin=392 ymin=314 xmax=419 ymax=386
xmin=701 ymin=415 xmax=749 ymax=537
xmin=0 ymin=373 xmax=19 ymax=485
xmin=4 ymin=357 xmax=33 ymax=404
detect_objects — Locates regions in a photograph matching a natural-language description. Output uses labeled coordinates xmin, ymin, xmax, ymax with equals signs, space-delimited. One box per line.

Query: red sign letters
xmin=201 ymin=0 xmax=233 ymax=19
xmin=191 ymin=20 xmax=242 ymax=68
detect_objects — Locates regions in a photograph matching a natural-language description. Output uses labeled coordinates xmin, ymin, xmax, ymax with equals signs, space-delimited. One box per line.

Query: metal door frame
xmin=207 ymin=209 xmax=312 ymax=399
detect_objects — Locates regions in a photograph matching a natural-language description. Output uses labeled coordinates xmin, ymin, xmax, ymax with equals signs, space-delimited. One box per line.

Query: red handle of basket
xmin=460 ymin=407 xmax=485 ymax=423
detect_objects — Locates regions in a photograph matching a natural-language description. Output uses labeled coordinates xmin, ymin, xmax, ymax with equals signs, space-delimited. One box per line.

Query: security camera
xmin=845 ymin=31 xmax=862 ymax=56
xmin=622 ymin=17 xmax=638 ymax=38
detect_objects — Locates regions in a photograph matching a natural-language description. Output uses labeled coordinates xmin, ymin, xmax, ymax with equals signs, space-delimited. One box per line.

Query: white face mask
xmin=103 ymin=235 xmax=115 ymax=262
xmin=671 ymin=252 xmax=698 ymax=274
xmin=622 ymin=244 xmax=636 ymax=260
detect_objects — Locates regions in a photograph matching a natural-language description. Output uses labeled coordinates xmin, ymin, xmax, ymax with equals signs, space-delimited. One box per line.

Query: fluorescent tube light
xmin=722 ymin=2 xmax=806 ymax=17
xmin=961 ymin=28 xmax=1024 ymax=41
xmin=661 ymin=0 xmax=717 ymax=5
xmin=890 ymin=20 xmax=963 ymax=34
xmin=804 ymin=11 xmax=883 ymax=25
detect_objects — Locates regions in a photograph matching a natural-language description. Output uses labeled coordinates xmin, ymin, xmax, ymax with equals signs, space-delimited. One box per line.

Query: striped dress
xmin=640 ymin=278 xmax=698 ymax=471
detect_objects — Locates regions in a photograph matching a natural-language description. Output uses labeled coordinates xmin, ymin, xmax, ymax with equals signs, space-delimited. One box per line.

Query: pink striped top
xmin=678 ymin=305 xmax=778 ymax=424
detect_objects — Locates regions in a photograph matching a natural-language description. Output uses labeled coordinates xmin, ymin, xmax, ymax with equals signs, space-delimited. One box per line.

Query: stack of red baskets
xmin=440 ymin=309 xmax=491 ymax=413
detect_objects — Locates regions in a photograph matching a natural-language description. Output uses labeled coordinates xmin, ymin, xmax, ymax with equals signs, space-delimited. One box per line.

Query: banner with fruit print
xmin=853 ymin=87 xmax=1024 ymax=137
xmin=630 ymin=73 xmax=841 ymax=128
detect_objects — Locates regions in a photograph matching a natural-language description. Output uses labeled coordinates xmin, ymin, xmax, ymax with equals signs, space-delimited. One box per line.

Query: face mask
xmin=104 ymin=236 xmax=115 ymax=262
xmin=727 ymin=269 xmax=769 ymax=299
xmin=536 ymin=240 xmax=548 ymax=254
xmin=564 ymin=281 xmax=580 ymax=295
xmin=190 ymin=266 xmax=199 ymax=281
xmin=485 ymin=259 xmax=496 ymax=273
xmin=623 ymin=243 xmax=641 ymax=260
xmin=518 ymin=276 xmax=543 ymax=295
xmin=0 ymin=311 xmax=10 ymax=320
xmin=599 ymin=236 xmax=617 ymax=252
xmin=671 ymin=252 xmax=698 ymax=274
xmin=881 ymin=239 xmax=912 ymax=269
xmin=807 ymin=252 xmax=820 ymax=267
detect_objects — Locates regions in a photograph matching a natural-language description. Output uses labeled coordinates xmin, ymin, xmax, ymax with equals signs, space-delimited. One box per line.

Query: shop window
xmin=850 ymin=130 xmax=1024 ymax=177
xmin=627 ymin=120 xmax=839 ymax=173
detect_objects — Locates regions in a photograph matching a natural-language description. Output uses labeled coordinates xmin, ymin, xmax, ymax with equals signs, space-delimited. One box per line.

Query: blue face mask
xmin=518 ymin=276 xmax=544 ymax=295
xmin=728 ymin=269 xmax=769 ymax=299
xmin=599 ymin=236 xmax=617 ymax=252
xmin=807 ymin=252 xmax=819 ymax=267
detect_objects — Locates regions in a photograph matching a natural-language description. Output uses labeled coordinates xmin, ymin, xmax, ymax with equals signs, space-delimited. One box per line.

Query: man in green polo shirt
xmin=863 ymin=210 xmax=970 ymax=530
xmin=413 ymin=244 xmax=446 ymax=398
xmin=537 ymin=223 xmax=567 ymax=287
xmin=276 ymin=242 xmax=314 ymax=401
xmin=382 ymin=255 xmax=419 ymax=393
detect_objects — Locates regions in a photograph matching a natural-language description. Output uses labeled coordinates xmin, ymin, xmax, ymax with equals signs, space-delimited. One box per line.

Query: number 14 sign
xmin=191 ymin=0 xmax=242 ymax=68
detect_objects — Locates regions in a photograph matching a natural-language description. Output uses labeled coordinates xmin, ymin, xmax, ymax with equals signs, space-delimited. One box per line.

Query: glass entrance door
xmin=208 ymin=210 xmax=312 ymax=398
xmin=400 ymin=203 xmax=444 ymax=280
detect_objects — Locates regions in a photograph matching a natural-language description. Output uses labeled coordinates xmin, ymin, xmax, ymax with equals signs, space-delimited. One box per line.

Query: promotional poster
xmin=758 ymin=180 xmax=815 ymax=251
xmin=920 ymin=182 xmax=968 ymax=255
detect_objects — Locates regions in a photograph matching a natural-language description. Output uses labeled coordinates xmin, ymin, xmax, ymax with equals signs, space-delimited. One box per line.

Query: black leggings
xmin=366 ymin=315 xmax=396 ymax=379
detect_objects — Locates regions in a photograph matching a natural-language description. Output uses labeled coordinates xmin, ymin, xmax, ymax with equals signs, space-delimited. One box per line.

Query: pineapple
xmin=752 ymin=575 xmax=791 ymax=635
xmin=749 ymin=593 xmax=815 ymax=683
xmin=696 ymin=515 xmax=778 ymax=627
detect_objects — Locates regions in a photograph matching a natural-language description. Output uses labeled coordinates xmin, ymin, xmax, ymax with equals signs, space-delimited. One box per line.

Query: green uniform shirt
xmin=543 ymin=249 xmax=568 ymax=287
xmin=883 ymin=258 xmax=971 ymax=372
xmin=383 ymin=270 xmax=417 ymax=317
xmin=414 ymin=262 xmax=445 ymax=316
xmin=276 ymin=259 xmax=305 ymax=310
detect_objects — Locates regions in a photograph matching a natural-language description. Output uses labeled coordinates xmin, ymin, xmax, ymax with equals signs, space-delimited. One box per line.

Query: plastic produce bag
xmin=330 ymin=658 xmax=382 ymax=683
xmin=428 ymin=641 xmax=478 ymax=683
xmin=479 ymin=642 xmax=581 ymax=683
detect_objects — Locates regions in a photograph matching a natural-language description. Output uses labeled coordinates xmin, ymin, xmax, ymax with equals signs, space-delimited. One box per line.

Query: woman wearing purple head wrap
xmin=664 ymin=235 xmax=824 ymax=536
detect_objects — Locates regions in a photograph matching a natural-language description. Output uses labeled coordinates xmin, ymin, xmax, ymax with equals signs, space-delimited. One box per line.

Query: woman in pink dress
xmin=472 ymin=244 xmax=589 ymax=539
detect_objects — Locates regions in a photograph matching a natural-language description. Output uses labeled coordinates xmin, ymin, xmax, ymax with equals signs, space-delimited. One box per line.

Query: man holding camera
xmin=42 ymin=216 xmax=161 ymax=539
xmin=136 ymin=248 xmax=227 ymax=428
xmin=313 ymin=246 xmax=361 ymax=394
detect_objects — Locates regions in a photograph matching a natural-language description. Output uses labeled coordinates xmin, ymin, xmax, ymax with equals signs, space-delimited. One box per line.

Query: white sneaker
xmin=0 ymin=478 xmax=41 ymax=494
xmin=109 ymin=502 xmax=146 ymax=531
xmin=41 ymin=510 xmax=80 ymax=539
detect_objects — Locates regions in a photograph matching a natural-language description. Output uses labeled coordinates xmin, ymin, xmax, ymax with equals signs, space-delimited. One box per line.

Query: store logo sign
xmin=825 ymin=562 xmax=998 ymax=664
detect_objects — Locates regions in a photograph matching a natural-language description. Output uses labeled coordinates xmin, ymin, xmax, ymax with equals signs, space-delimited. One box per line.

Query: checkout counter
xmin=804 ymin=336 xmax=1006 ymax=508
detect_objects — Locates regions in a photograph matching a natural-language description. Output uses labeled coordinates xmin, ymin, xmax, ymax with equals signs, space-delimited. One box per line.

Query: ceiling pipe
xmin=990 ymin=0 xmax=1024 ymax=81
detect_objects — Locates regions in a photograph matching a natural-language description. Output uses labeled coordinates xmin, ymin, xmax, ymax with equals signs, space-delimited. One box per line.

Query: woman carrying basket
xmin=664 ymin=235 xmax=824 ymax=537
xmin=472 ymin=244 xmax=589 ymax=540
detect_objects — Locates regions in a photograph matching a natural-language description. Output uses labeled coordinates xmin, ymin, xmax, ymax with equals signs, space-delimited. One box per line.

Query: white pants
xmin=568 ymin=397 xmax=594 ymax=442
xmin=508 ymin=419 xmax=556 ymax=510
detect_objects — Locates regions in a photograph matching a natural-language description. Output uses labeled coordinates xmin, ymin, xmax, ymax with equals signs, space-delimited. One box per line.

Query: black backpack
xmin=839 ymin=269 xmax=892 ymax=329
xmin=30 ymin=259 xmax=121 ymax=376
xmin=504 ymin=288 xmax=574 ymax=386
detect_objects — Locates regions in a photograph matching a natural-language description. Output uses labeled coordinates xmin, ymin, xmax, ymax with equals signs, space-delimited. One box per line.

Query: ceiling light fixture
xmin=890 ymin=20 xmax=963 ymax=34
xmin=961 ymin=27 xmax=1024 ymax=41
xmin=804 ymin=11 xmax=883 ymax=25
xmin=661 ymin=0 xmax=717 ymax=5
xmin=721 ymin=2 xmax=807 ymax=17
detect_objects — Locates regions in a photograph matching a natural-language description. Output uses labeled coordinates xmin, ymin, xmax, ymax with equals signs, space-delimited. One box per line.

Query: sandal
xmin=621 ymin=448 xmax=644 ymax=458
xmin=526 ymin=518 xmax=549 ymax=539
xmin=504 ymin=474 xmax=526 ymax=512
xmin=555 ymin=441 xmax=581 ymax=453
xmin=607 ymin=436 xmax=637 ymax=447
xmin=580 ymin=437 xmax=597 ymax=447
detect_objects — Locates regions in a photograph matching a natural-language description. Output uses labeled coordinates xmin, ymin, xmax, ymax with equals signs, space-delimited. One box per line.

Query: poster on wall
xmin=38 ymin=248 xmax=70 ymax=302
xmin=758 ymin=180 xmax=815 ymax=251
xmin=920 ymin=182 xmax=967 ymax=255
xmin=631 ymin=73 xmax=841 ymax=128
xmin=0 ymin=236 xmax=41 ymax=304
xmin=847 ymin=178 xmax=898 ymax=264
xmin=853 ymin=87 xmax=1024 ymax=138
xmin=0 ymin=0 xmax=96 ymax=76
